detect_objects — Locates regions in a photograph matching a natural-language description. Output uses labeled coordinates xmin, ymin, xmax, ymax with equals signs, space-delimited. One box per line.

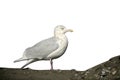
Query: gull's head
xmin=54 ymin=25 xmax=73 ymax=35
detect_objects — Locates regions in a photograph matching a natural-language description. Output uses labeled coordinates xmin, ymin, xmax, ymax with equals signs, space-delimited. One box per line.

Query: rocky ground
xmin=0 ymin=55 xmax=120 ymax=80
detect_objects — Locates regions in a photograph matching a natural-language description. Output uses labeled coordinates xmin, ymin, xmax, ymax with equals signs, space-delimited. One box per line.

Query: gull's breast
xmin=46 ymin=37 xmax=68 ymax=59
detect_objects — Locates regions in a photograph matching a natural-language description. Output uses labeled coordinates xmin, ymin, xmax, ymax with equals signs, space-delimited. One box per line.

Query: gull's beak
xmin=64 ymin=29 xmax=73 ymax=33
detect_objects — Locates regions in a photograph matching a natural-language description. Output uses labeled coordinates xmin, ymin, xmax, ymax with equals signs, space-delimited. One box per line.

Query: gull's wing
xmin=24 ymin=37 xmax=59 ymax=59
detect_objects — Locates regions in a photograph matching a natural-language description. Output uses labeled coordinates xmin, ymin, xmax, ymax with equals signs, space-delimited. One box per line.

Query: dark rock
xmin=0 ymin=55 xmax=120 ymax=80
xmin=83 ymin=55 xmax=120 ymax=80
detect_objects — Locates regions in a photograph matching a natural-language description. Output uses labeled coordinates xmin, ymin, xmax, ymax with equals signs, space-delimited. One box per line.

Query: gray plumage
xmin=14 ymin=25 xmax=73 ymax=70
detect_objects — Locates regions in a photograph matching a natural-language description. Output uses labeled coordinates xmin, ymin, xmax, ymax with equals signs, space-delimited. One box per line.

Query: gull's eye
xmin=61 ymin=27 xmax=64 ymax=30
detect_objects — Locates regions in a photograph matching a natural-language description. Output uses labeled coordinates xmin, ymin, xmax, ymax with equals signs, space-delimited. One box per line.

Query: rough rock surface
xmin=82 ymin=55 xmax=120 ymax=80
xmin=0 ymin=55 xmax=120 ymax=80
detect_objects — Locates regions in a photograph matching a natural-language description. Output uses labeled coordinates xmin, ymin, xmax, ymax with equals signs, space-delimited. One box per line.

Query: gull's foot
xmin=21 ymin=67 xmax=31 ymax=70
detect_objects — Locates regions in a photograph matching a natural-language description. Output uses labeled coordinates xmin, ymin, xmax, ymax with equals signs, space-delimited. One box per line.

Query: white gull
xmin=14 ymin=25 xmax=73 ymax=70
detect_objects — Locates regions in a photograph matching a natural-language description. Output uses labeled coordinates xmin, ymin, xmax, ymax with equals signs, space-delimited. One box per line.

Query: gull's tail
xmin=14 ymin=57 xmax=28 ymax=63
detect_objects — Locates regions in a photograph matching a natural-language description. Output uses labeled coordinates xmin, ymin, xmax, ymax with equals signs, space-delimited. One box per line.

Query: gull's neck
xmin=54 ymin=33 xmax=67 ymax=40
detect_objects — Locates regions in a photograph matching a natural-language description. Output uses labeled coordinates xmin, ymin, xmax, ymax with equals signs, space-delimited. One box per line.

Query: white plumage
xmin=14 ymin=25 xmax=73 ymax=70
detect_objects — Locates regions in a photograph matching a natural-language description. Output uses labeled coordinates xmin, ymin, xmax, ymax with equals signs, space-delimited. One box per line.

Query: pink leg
xmin=50 ymin=59 xmax=53 ymax=70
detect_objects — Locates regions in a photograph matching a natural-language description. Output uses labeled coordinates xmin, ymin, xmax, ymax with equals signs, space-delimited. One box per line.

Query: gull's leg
xmin=50 ymin=59 xmax=53 ymax=70
xmin=21 ymin=59 xmax=37 ymax=69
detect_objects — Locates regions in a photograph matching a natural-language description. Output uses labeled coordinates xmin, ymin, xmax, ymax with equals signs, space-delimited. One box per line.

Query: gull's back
xmin=23 ymin=37 xmax=59 ymax=60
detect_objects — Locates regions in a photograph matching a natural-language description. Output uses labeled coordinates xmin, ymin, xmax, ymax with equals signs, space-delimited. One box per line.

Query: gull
xmin=14 ymin=25 xmax=73 ymax=70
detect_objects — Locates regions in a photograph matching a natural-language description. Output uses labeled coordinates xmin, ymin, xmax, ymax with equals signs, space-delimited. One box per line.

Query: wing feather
xmin=24 ymin=37 xmax=59 ymax=59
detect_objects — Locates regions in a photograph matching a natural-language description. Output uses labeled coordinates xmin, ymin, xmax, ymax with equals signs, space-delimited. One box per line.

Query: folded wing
xmin=24 ymin=37 xmax=59 ymax=59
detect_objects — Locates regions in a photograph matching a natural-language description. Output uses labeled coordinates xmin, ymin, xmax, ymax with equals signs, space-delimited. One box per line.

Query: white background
xmin=0 ymin=0 xmax=120 ymax=70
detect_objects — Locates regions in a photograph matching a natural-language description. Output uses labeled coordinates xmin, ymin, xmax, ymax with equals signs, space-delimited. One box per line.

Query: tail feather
xmin=14 ymin=57 xmax=28 ymax=63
